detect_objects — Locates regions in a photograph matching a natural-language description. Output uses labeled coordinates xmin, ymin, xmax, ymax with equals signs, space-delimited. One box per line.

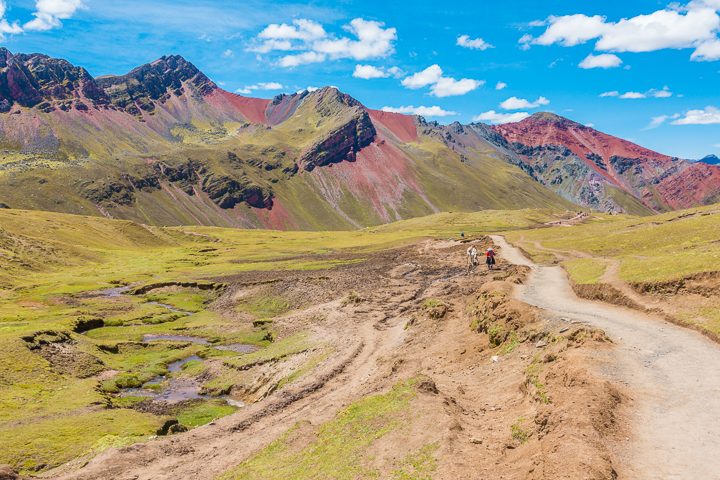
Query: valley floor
xmin=44 ymin=237 xmax=621 ymax=480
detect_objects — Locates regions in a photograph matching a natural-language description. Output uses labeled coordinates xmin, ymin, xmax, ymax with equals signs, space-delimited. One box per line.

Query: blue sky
xmin=2 ymin=0 xmax=720 ymax=158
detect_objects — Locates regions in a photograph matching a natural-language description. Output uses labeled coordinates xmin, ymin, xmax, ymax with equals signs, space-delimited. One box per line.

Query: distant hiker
xmin=486 ymin=247 xmax=496 ymax=270
xmin=460 ymin=231 xmax=465 ymax=239
xmin=467 ymin=245 xmax=478 ymax=267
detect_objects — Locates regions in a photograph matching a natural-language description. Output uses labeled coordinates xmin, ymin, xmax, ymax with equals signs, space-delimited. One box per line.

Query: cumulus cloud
xmin=579 ymin=53 xmax=623 ymax=68
xmin=252 ymin=18 xmax=397 ymax=67
xmin=473 ymin=110 xmax=531 ymax=124
xmin=523 ymin=2 xmax=720 ymax=62
xmin=24 ymin=0 xmax=85 ymax=31
xmin=236 ymin=82 xmax=284 ymax=95
xmin=457 ymin=34 xmax=494 ymax=50
xmin=500 ymin=96 xmax=550 ymax=110
xmin=601 ymin=86 xmax=673 ymax=99
xmin=0 ymin=0 xmax=82 ymax=37
xmin=278 ymin=51 xmax=326 ymax=67
xmin=671 ymin=106 xmax=720 ymax=124
xmin=401 ymin=65 xmax=443 ymax=88
xmin=353 ymin=64 xmax=402 ymax=79
xmin=223 ymin=49 xmax=234 ymax=58
xmin=495 ymin=81 xmax=507 ymax=90
xmin=401 ymin=64 xmax=483 ymax=97
xmin=381 ymin=105 xmax=458 ymax=117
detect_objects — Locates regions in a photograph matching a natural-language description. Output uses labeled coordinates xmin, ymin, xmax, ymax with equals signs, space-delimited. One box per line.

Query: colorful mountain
xmin=489 ymin=113 xmax=720 ymax=213
xmin=0 ymin=49 xmax=718 ymax=228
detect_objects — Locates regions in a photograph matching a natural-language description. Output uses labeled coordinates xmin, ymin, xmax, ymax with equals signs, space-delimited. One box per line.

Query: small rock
xmin=535 ymin=339 xmax=548 ymax=348
xmin=0 ymin=465 xmax=19 ymax=480
xmin=491 ymin=355 xmax=499 ymax=363
xmin=470 ymin=437 xmax=483 ymax=444
xmin=417 ymin=377 xmax=439 ymax=394
xmin=559 ymin=327 xmax=569 ymax=333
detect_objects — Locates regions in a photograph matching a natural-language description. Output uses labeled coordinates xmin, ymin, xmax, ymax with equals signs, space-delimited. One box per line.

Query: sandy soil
xmin=492 ymin=235 xmax=720 ymax=480
xmin=45 ymin=238 xmax=624 ymax=480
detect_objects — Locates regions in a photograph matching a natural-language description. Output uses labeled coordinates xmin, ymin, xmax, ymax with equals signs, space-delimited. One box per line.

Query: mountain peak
xmin=699 ymin=154 xmax=720 ymax=165
xmin=95 ymin=55 xmax=216 ymax=115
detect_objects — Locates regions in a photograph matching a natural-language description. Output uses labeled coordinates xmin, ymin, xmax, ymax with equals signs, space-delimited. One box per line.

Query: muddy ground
xmin=45 ymin=238 xmax=623 ymax=480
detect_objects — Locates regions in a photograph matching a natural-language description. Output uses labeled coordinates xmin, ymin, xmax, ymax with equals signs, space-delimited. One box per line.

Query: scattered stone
xmin=0 ymin=465 xmax=18 ymax=480
xmin=491 ymin=355 xmax=499 ymax=363
xmin=559 ymin=327 xmax=570 ymax=333
xmin=157 ymin=419 xmax=187 ymax=436
xmin=417 ymin=377 xmax=439 ymax=394
xmin=471 ymin=437 xmax=483 ymax=444
xmin=535 ymin=339 xmax=548 ymax=348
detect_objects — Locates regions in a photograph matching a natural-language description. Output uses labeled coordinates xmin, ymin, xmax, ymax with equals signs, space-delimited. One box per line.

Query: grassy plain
xmin=0 ymin=207 xmax=556 ymax=473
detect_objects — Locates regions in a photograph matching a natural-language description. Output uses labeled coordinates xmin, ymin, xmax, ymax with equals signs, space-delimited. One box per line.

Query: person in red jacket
xmin=486 ymin=247 xmax=496 ymax=270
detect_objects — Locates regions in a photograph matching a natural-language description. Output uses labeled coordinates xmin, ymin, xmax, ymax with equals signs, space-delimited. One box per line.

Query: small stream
xmin=96 ymin=285 xmax=251 ymax=408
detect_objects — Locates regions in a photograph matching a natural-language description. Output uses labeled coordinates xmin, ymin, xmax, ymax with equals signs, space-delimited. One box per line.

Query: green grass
xmin=506 ymin=205 xmax=720 ymax=283
xmin=176 ymin=400 xmax=238 ymax=428
xmin=223 ymin=333 xmax=311 ymax=370
xmin=236 ymin=294 xmax=291 ymax=320
xmin=0 ymin=409 xmax=160 ymax=474
xmin=0 ymin=207 xmax=565 ymax=472
xmin=563 ymin=258 xmax=607 ymax=285
xmin=391 ymin=443 xmax=439 ymax=480
xmin=218 ymin=380 xmax=418 ymax=480
xmin=510 ymin=417 xmax=531 ymax=444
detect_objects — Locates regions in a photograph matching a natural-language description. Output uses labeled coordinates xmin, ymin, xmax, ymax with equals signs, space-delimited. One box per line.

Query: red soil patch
xmin=368 ymin=109 xmax=418 ymax=143
xmin=205 ymin=90 xmax=270 ymax=125
xmin=309 ymin=134 xmax=431 ymax=223
xmin=254 ymin=200 xmax=298 ymax=230
xmin=657 ymin=162 xmax=720 ymax=209
xmin=493 ymin=115 xmax=674 ymax=185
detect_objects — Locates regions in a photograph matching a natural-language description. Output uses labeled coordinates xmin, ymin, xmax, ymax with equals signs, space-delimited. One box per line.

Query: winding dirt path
xmin=492 ymin=235 xmax=720 ymax=480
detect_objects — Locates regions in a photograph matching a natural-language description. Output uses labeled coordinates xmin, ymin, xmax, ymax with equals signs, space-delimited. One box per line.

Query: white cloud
xmin=671 ymin=106 xmax=720 ymax=124
xmin=495 ymin=81 xmax=507 ymax=90
xmin=691 ymin=38 xmax=720 ymax=60
xmin=24 ymin=0 xmax=85 ymax=31
xmin=223 ymin=49 xmax=234 ymax=58
xmin=645 ymin=115 xmax=671 ymax=129
xmin=353 ymin=64 xmax=402 ymax=79
xmin=473 ymin=110 xmax=531 ymax=124
xmin=401 ymin=64 xmax=443 ymax=88
xmin=620 ymin=91 xmax=647 ymax=99
xmin=401 ymin=64 xmax=483 ymax=97
xmin=278 ymin=51 xmax=326 ymax=67
xmin=431 ymin=77 xmax=483 ymax=97
xmin=258 ymin=18 xmax=326 ymax=41
xmin=579 ymin=53 xmax=623 ymax=69
xmin=236 ymin=82 xmax=285 ymax=95
xmin=500 ymin=96 xmax=550 ymax=110
xmin=457 ymin=34 xmax=494 ymax=50
xmin=253 ymin=18 xmax=397 ymax=67
xmin=602 ymin=86 xmax=673 ymax=99
xmin=524 ymin=3 xmax=720 ymax=62
xmin=381 ymin=105 xmax=458 ymax=117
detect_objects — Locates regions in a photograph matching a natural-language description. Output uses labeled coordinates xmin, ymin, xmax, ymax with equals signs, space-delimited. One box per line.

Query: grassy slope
xmin=0 ymin=207 xmax=555 ymax=473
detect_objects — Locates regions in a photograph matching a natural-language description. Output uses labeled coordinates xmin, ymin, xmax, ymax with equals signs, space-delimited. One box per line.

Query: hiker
xmin=467 ymin=245 xmax=478 ymax=267
xmin=486 ymin=247 xmax=496 ymax=270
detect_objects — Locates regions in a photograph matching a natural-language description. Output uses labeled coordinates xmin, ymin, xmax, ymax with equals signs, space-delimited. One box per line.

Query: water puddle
xmin=118 ymin=354 xmax=243 ymax=406
xmin=96 ymin=285 xmax=132 ymax=297
xmin=146 ymin=301 xmax=193 ymax=316
xmin=142 ymin=334 xmax=209 ymax=345
xmin=214 ymin=343 xmax=259 ymax=354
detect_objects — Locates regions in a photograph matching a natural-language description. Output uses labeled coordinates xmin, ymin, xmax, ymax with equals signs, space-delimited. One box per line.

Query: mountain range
xmin=1 ymin=48 xmax=719 ymax=228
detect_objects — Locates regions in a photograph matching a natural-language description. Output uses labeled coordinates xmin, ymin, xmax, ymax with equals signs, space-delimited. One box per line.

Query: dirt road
xmin=492 ymin=235 xmax=720 ymax=480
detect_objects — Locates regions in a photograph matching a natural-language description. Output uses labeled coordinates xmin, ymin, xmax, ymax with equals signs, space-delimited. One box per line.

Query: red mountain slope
xmin=491 ymin=113 xmax=720 ymax=212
